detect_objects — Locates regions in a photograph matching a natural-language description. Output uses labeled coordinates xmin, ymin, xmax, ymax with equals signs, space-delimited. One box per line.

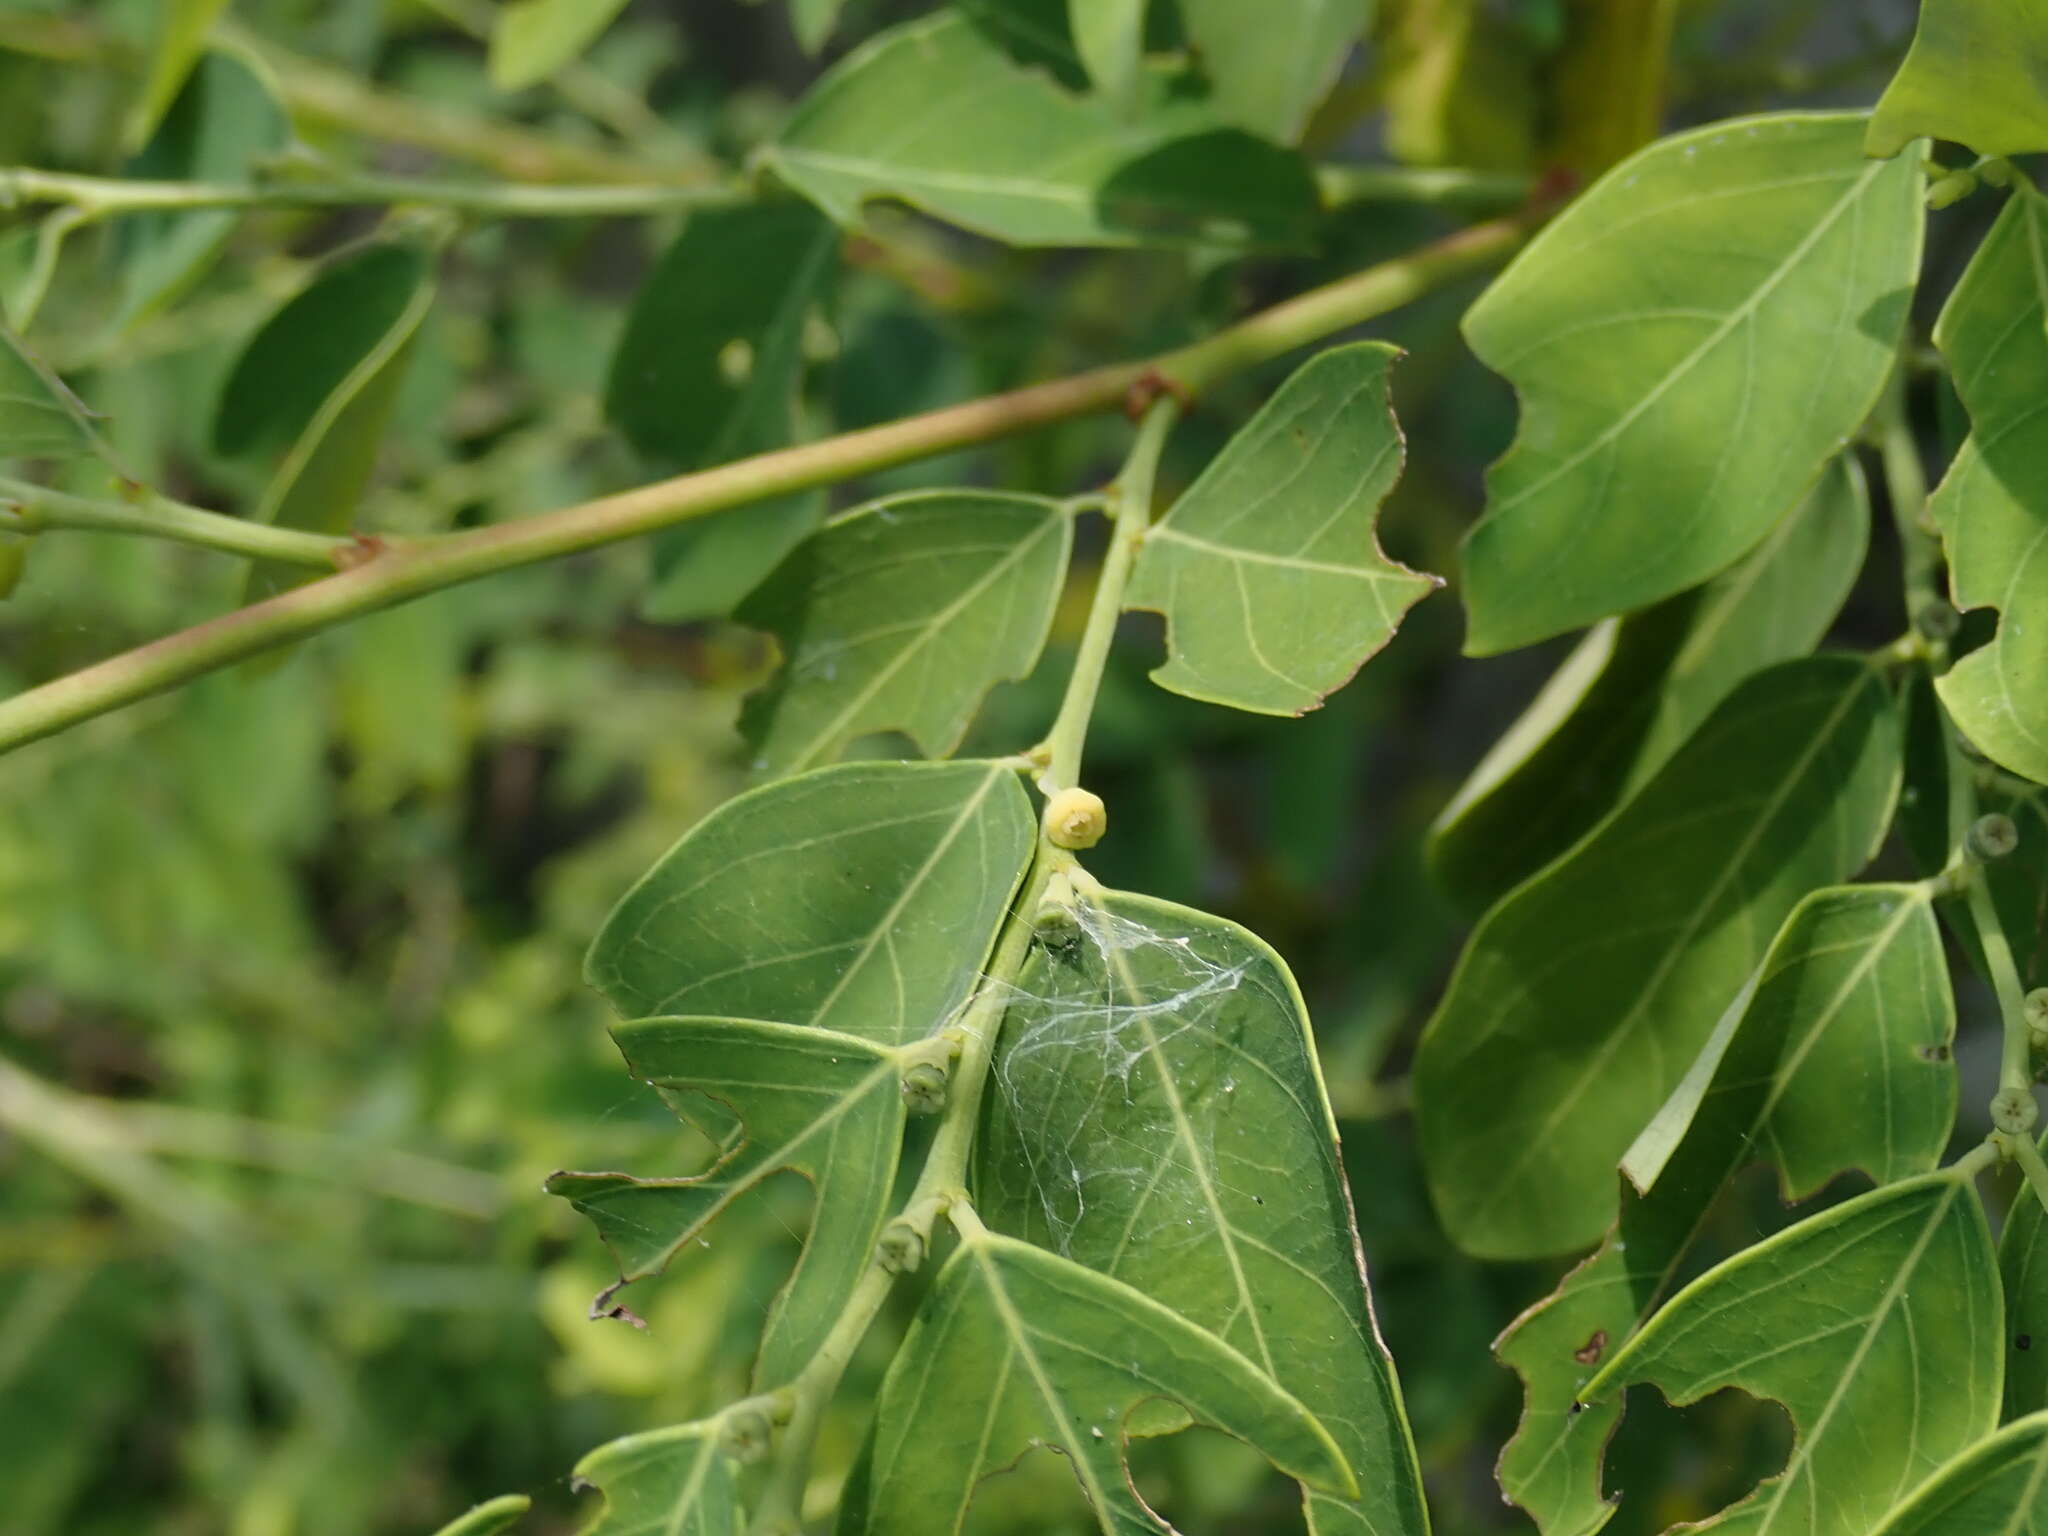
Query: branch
xmin=0 ymin=213 xmax=1537 ymax=757
xmin=1 ymin=166 xmax=744 ymax=220
xmin=0 ymin=479 xmax=343 ymax=567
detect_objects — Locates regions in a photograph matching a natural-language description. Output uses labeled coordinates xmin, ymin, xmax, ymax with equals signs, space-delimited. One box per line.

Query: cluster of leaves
xmin=6 ymin=2 xmax=2048 ymax=1535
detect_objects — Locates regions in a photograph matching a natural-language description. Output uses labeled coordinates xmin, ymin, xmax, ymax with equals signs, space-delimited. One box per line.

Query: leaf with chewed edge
xmin=1495 ymin=882 xmax=1955 ymax=1536
xmin=1126 ymin=343 xmax=1436 ymax=716
xmin=1458 ymin=112 xmax=1921 ymax=655
xmin=737 ymin=491 xmax=1071 ymax=776
xmin=1582 ymin=1172 xmax=2001 ymax=1536
xmin=573 ymin=1421 xmax=741 ymax=1536
xmin=546 ymin=1017 xmax=907 ymax=1385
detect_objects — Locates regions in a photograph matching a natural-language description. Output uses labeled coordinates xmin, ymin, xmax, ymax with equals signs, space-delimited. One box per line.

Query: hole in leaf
xmin=1601 ymin=1384 xmax=1793 ymax=1536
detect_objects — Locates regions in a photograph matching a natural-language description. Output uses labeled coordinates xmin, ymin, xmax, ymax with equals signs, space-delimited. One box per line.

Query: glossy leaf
xmin=851 ymin=1229 xmax=1355 ymax=1534
xmin=1 ymin=319 xmax=111 ymax=467
xmin=1416 ymin=656 xmax=1903 ymax=1258
xmin=1869 ymin=1413 xmax=2048 ymax=1536
xmin=488 ymin=0 xmax=632 ymax=90
xmin=586 ymin=759 xmax=1033 ymax=1044
xmin=546 ymin=1018 xmax=905 ymax=1384
xmin=764 ymin=12 xmax=1322 ymax=249
xmin=608 ymin=203 xmax=839 ymax=621
xmin=1583 ymin=1173 xmax=2002 ymax=1536
xmin=1929 ymin=183 xmax=2048 ymax=786
xmin=1496 ymin=882 xmax=1955 ymax=1535
xmin=1126 ymin=343 xmax=1436 ymax=715
xmin=427 ymin=1495 xmax=531 ymax=1536
xmin=1866 ymin=0 xmax=2048 ymax=159
xmin=1430 ymin=458 xmax=1868 ymax=913
xmin=120 ymin=51 xmax=289 ymax=327
xmin=1459 ymin=112 xmax=1922 ymax=654
xmin=1177 ymin=0 xmax=1365 ymax=143
xmin=125 ymin=0 xmax=229 ymax=148
xmin=573 ymin=1421 xmax=741 ymax=1536
xmin=737 ymin=492 xmax=1071 ymax=776
xmin=978 ymin=889 xmax=1430 ymax=1536
xmin=214 ymin=240 xmax=436 ymax=595
xmin=1070 ymin=0 xmax=1146 ymax=112
xmin=2000 ymin=1147 xmax=2048 ymax=1418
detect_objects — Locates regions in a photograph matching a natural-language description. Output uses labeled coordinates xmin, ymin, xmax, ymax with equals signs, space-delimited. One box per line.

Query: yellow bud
xmin=1043 ymin=788 xmax=1107 ymax=850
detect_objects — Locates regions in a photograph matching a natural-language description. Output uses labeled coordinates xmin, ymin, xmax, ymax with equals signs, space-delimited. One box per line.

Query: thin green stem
xmin=1969 ymin=862 xmax=2035 ymax=1096
xmin=747 ymin=1259 xmax=897 ymax=1536
xmin=748 ymin=849 xmax=1056 ymax=1534
xmin=0 ymin=212 xmax=1536 ymax=758
xmin=2011 ymin=1132 xmax=2048 ymax=1218
xmin=218 ymin=20 xmax=718 ymax=188
xmin=2 ymin=166 xmax=744 ymax=220
xmin=1876 ymin=364 xmax=1945 ymax=641
xmin=0 ymin=479 xmax=343 ymax=567
xmin=915 ymin=854 xmax=1058 ymax=1205
xmin=1939 ymin=718 xmax=2035 ymax=1096
xmin=1039 ymin=397 xmax=1179 ymax=795
xmin=1316 ymin=163 xmax=1535 ymax=209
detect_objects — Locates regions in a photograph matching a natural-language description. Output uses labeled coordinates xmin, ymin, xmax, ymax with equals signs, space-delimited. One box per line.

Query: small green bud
xmin=1914 ymin=601 xmax=1960 ymax=641
xmin=2026 ymin=989 xmax=2048 ymax=1046
xmin=1927 ymin=169 xmax=1978 ymax=209
xmin=1977 ymin=157 xmax=2014 ymax=188
xmin=1992 ymin=1086 xmax=2039 ymax=1136
xmin=1043 ymin=787 xmax=1107 ymax=850
xmin=1968 ymin=812 xmax=2019 ymax=862
xmin=877 ymin=1220 xmax=926 ymax=1275
xmin=719 ymin=1404 xmax=775 ymax=1463
xmin=900 ymin=1061 xmax=948 ymax=1116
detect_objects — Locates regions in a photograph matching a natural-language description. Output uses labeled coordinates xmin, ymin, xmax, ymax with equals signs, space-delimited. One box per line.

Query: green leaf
xmin=1582 ymin=1172 xmax=2003 ymax=1536
xmin=737 ymin=491 xmax=1071 ymax=776
xmin=546 ymin=1018 xmax=906 ymax=1385
xmin=851 ymin=1227 xmax=1355 ymax=1534
xmin=1070 ymin=0 xmax=1146 ymax=112
xmin=426 ymin=1494 xmax=531 ymax=1536
xmin=1929 ymin=182 xmax=2048 ymax=786
xmin=1124 ymin=343 xmax=1435 ymax=715
xmin=1415 ymin=656 xmax=1903 ymax=1258
xmin=606 ymin=202 xmax=839 ymax=621
xmin=2000 ymin=1150 xmax=2048 ymax=1418
xmin=763 ymin=12 xmax=1323 ymax=249
xmin=978 ymin=889 xmax=1430 ymax=1536
xmin=214 ymin=239 xmax=437 ymax=595
xmin=1866 ymin=0 xmax=2048 ymax=159
xmin=1177 ymin=0 xmax=1366 ymax=143
xmin=586 ymin=759 xmax=1033 ymax=1045
xmin=1 ymin=317 xmax=113 ymax=469
xmin=1458 ymin=112 xmax=1923 ymax=655
xmin=1869 ymin=1413 xmax=2048 ymax=1536
xmin=488 ymin=0 xmax=633 ymax=91
xmin=788 ymin=0 xmax=847 ymax=54
xmin=1430 ymin=457 xmax=1869 ymax=913
xmin=120 ymin=51 xmax=288 ymax=328
xmin=124 ymin=0 xmax=229 ymax=149
xmin=572 ymin=1421 xmax=741 ymax=1536
xmin=1496 ymin=882 xmax=1956 ymax=1536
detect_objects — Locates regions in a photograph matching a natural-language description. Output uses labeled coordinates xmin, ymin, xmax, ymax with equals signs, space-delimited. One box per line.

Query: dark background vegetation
xmin=0 ymin=2 xmax=2001 ymax=1532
